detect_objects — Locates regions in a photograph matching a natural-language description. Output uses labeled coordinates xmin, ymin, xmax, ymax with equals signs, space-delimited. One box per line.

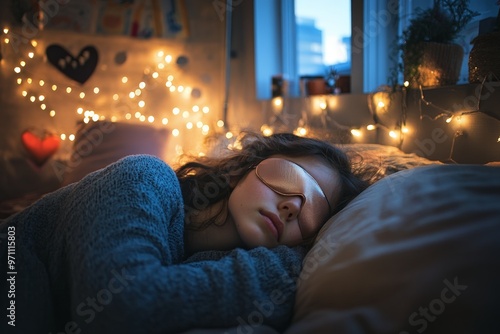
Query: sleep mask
xmin=254 ymin=158 xmax=333 ymax=239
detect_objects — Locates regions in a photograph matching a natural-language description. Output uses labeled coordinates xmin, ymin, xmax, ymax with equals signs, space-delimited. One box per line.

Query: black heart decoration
xmin=46 ymin=44 xmax=98 ymax=84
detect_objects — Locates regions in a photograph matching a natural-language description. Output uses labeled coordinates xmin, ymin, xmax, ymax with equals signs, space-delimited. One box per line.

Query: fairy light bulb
xmin=389 ymin=130 xmax=398 ymax=139
xmin=186 ymin=122 xmax=193 ymax=129
xmin=148 ymin=116 xmax=154 ymax=123
xmin=366 ymin=124 xmax=376 ymax=131
xmin=122 ymin=76 xmax=128 ymax=84
xmin=162 ymin=118 xmax=169 ymax=125
xmin=202 ymin=106 xmax=209 ymax=114
xmin=172 ymin=129 xmax=180 ymax=137
xmin=217 ymin=120 xmax=224 ymax=128
xmin=295 ymin=127 xmax=308 ymax=137
xmin=350 ymin=129 xmax=362 ymax=137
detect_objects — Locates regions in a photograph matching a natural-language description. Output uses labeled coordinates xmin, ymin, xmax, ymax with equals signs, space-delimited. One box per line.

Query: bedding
xmin=288 ymin=164 xmax=500 ymax=333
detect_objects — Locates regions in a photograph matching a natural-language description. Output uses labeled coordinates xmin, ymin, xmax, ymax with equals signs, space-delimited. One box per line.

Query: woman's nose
xmin=278 ymin=196 xmax=302 ymax=221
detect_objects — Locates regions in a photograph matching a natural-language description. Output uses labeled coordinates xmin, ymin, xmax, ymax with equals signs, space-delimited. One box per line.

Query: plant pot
xmin=404 ymin=42 xmax=464 ymax=88
xmin=469 ymin=32 xmax=500 ymax=83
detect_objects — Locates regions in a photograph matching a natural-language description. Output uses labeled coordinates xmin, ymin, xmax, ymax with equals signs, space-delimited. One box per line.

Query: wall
xmin=0 ymin=0 xmax=227 ymax=166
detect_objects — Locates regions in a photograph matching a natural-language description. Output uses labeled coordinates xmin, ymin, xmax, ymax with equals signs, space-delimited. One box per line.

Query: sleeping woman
xmin=0 ymin=132 xmax=369 ymax=334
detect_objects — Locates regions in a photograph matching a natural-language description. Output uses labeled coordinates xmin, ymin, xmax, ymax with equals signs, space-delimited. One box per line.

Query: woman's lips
xmin=260 ymin=210 xmax=284 ymax=241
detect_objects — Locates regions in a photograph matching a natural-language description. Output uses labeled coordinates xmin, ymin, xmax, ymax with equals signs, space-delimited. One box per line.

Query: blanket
xmin=0 ymin=155 xmax=305 ymax=334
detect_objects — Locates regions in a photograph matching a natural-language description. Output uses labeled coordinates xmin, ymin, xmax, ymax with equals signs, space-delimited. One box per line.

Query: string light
xmin=2 ymin=28 xmax=215 ymax=158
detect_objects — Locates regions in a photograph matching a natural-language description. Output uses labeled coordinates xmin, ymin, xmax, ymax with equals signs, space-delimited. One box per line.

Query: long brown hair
xmin=175 ymin=132 xmax=370 ymax=230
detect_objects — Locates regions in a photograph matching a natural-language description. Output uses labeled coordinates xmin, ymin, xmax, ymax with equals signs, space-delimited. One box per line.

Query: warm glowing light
xmin=169 ymin=86 xmax=176 ymax=92
xmin=39 ymin=80 xmax=45 ymax=86
xmin=28 ymin=52 xmax=34 ymax=58
xmin=139 ymin=115 xmax=146 ymax=122
xmin=273 ymin=97 xmax=283 ymax=107
xmin=27 ymin=78 xmax=32 ymax=84
xmin=401 ymin=127 xmax=409 ymax=134
xmin=52 ymin=85 xmax=57 ymax=91
xmin=202 ymin=107 xmax=209 ymax=114
xmin=178 ymin=85 xmax=184 ymax=92
xmin=202 ymin=125 xmax=210 ymax=134
xmin=446 ymin=116 xmax=453 ymax=123
xmin=79 ymin=92 xmax=85 ymax=99
xmin=404 ymin=81 xmax=410 ymax=87
xmin=60 ymin=134 xmax=66 ymax=140
xmin=122 ymin=76 xmax=128 ymax=84
xmin=29 ymin=96 xmax=35 ymax=102
xmin=319 ymin=100 xmax=327 ymax=110
xmin=21 ymin=91 xmax=27 ymax=97
xmin=162 ymin=118 xmax=169 ymax=125
xmin=192 ymin=105 xmax=200 ymax=112
xmin=31 ymin=40 xmax=37 ymax=47
xmin=77 ymin=108 xmax=83 ymax=114
xmin=4 ymin=38 xmax=9 ymax=44
xmin=166 ymin=81 xmax=172 ymax=87
xmin=20 ymin=61 xmax=26 ymax=67
xmin=350 ymin=129 xmax=362 ymax=137
xmin=139 ymin=82 xmax=146 ymax=89
xmin=93 ymin=87 xmax=100 ymax=94
xmin=38 ymin=95 xmax=45 ymax=101
xmin=14 ymin=67 xmax=21 ymax=73
xmin=377 ymin=101 xmax=385 ymax=108
xmin=167 ymin=75 xmax=174 ymax=81
xmin=165 ymin=55 xmax=172 ymax=63
xmin=148 ymin=116 xmax=154 ymax=123
xmin=135 ymin=111 xmax=141 ymax=118
xmin=172 ymin=129 xmax=180 ymax=137
xmin=69 ymin=134 xmax=75 ymax=141
xmin=49 ymin=110 xmax=56 ymax=117
xmin=66 ymin=87 xmax=72 ymax=93
xmin=92 ymin=114 xmax=99 ymax=122
xmin=172 ymin=107 xmax=180 ymax=115
xmin=40 ymin=104 xmax=46 ymax=110
xmin=294 ymin=127 xmax=308 ymax=137
xmin=389 ymin=130 xmax=398 ymax=139
xmin=135 ymin=89 xmax=141 ymax=96
xmin=261 ymin=124 xmax=273 ymax=136
xmin=157 ymin=51 xmax=164 ymax=57
xmin=113 ymin=94 xmax=119 ymax=100
xmin=152 ymin=72 xmax=159 ymax=79
xmin=226 ymin=132 xmax=233 ymax=139
xmin=217 ymin=120 xmax=224 ymax=128
xmin=129 ymin=92 xmax=135 ymax=98
xmin=186 ymin=122 xmax=193 ymax=129
xmin=3 ymin=28 xmax=8 ymax=34
xmin=138 ymin=100 xmax=145 ymax=108
xmin=196 ymin=121 xmax=203 ymax=128
xmin=366 ymin=124 xmax=376 ymax=131
xmin=16 ymin=78 xmax=22 ymax=84
xmin=158 ymin=63 xmax=165 ymax=69
xmin=125 ymin=113 xmax=132 ymax=120
xmin=182 ymin=111 xmax=189 ymax=118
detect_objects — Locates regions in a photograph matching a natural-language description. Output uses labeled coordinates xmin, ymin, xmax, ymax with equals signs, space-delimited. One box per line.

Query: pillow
xmin=288 ymin=165 xmax=500 ymax=334
xmin=62 ymin=121 xmax=169 ymax=185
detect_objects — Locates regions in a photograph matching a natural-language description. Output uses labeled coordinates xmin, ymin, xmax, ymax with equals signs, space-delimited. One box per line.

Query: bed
xmin=1 ymin=121 xmax=499 ymax=333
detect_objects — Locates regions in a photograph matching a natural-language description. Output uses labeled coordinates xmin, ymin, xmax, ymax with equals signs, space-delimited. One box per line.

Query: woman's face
xmin=227 ymin=155 xmax=341 ymax=248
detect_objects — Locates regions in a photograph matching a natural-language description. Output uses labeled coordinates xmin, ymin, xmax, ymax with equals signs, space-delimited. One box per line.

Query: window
xmin=295 ymin=0 xmax=351 ymax=77
xmin=254 ymin=0 xmax=496 ymax=100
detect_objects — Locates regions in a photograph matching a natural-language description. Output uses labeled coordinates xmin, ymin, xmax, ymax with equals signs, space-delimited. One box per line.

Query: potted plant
xmin=400 ymin=0 xmax=479 ymax=88
xmin=469 ymin=1 xmax=500 ymax=83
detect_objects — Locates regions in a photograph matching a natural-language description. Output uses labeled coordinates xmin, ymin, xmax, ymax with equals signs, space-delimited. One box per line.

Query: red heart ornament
xmin=21 ymin=130 xmax=60 ymax=166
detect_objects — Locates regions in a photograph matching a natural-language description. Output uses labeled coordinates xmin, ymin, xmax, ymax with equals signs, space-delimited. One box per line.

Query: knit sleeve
xmin=59 ymin=155 xmax=305 ymax=334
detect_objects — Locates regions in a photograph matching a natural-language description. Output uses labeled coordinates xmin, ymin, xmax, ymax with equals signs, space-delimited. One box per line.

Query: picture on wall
xmin=14 ymin=0 xmax=189 ymax=39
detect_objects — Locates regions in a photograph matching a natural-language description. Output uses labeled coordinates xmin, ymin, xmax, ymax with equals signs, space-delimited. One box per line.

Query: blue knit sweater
xmin=0 ymin=155 xmax=305 ymax=334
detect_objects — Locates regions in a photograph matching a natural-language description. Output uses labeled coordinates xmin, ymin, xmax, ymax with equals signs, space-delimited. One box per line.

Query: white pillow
xmin=289 ymin=165 xmax=500 ymax=334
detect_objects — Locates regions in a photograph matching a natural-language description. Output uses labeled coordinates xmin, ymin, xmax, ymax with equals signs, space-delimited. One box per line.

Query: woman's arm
xmin=59 ymin=155 xmax=304 ymax=334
